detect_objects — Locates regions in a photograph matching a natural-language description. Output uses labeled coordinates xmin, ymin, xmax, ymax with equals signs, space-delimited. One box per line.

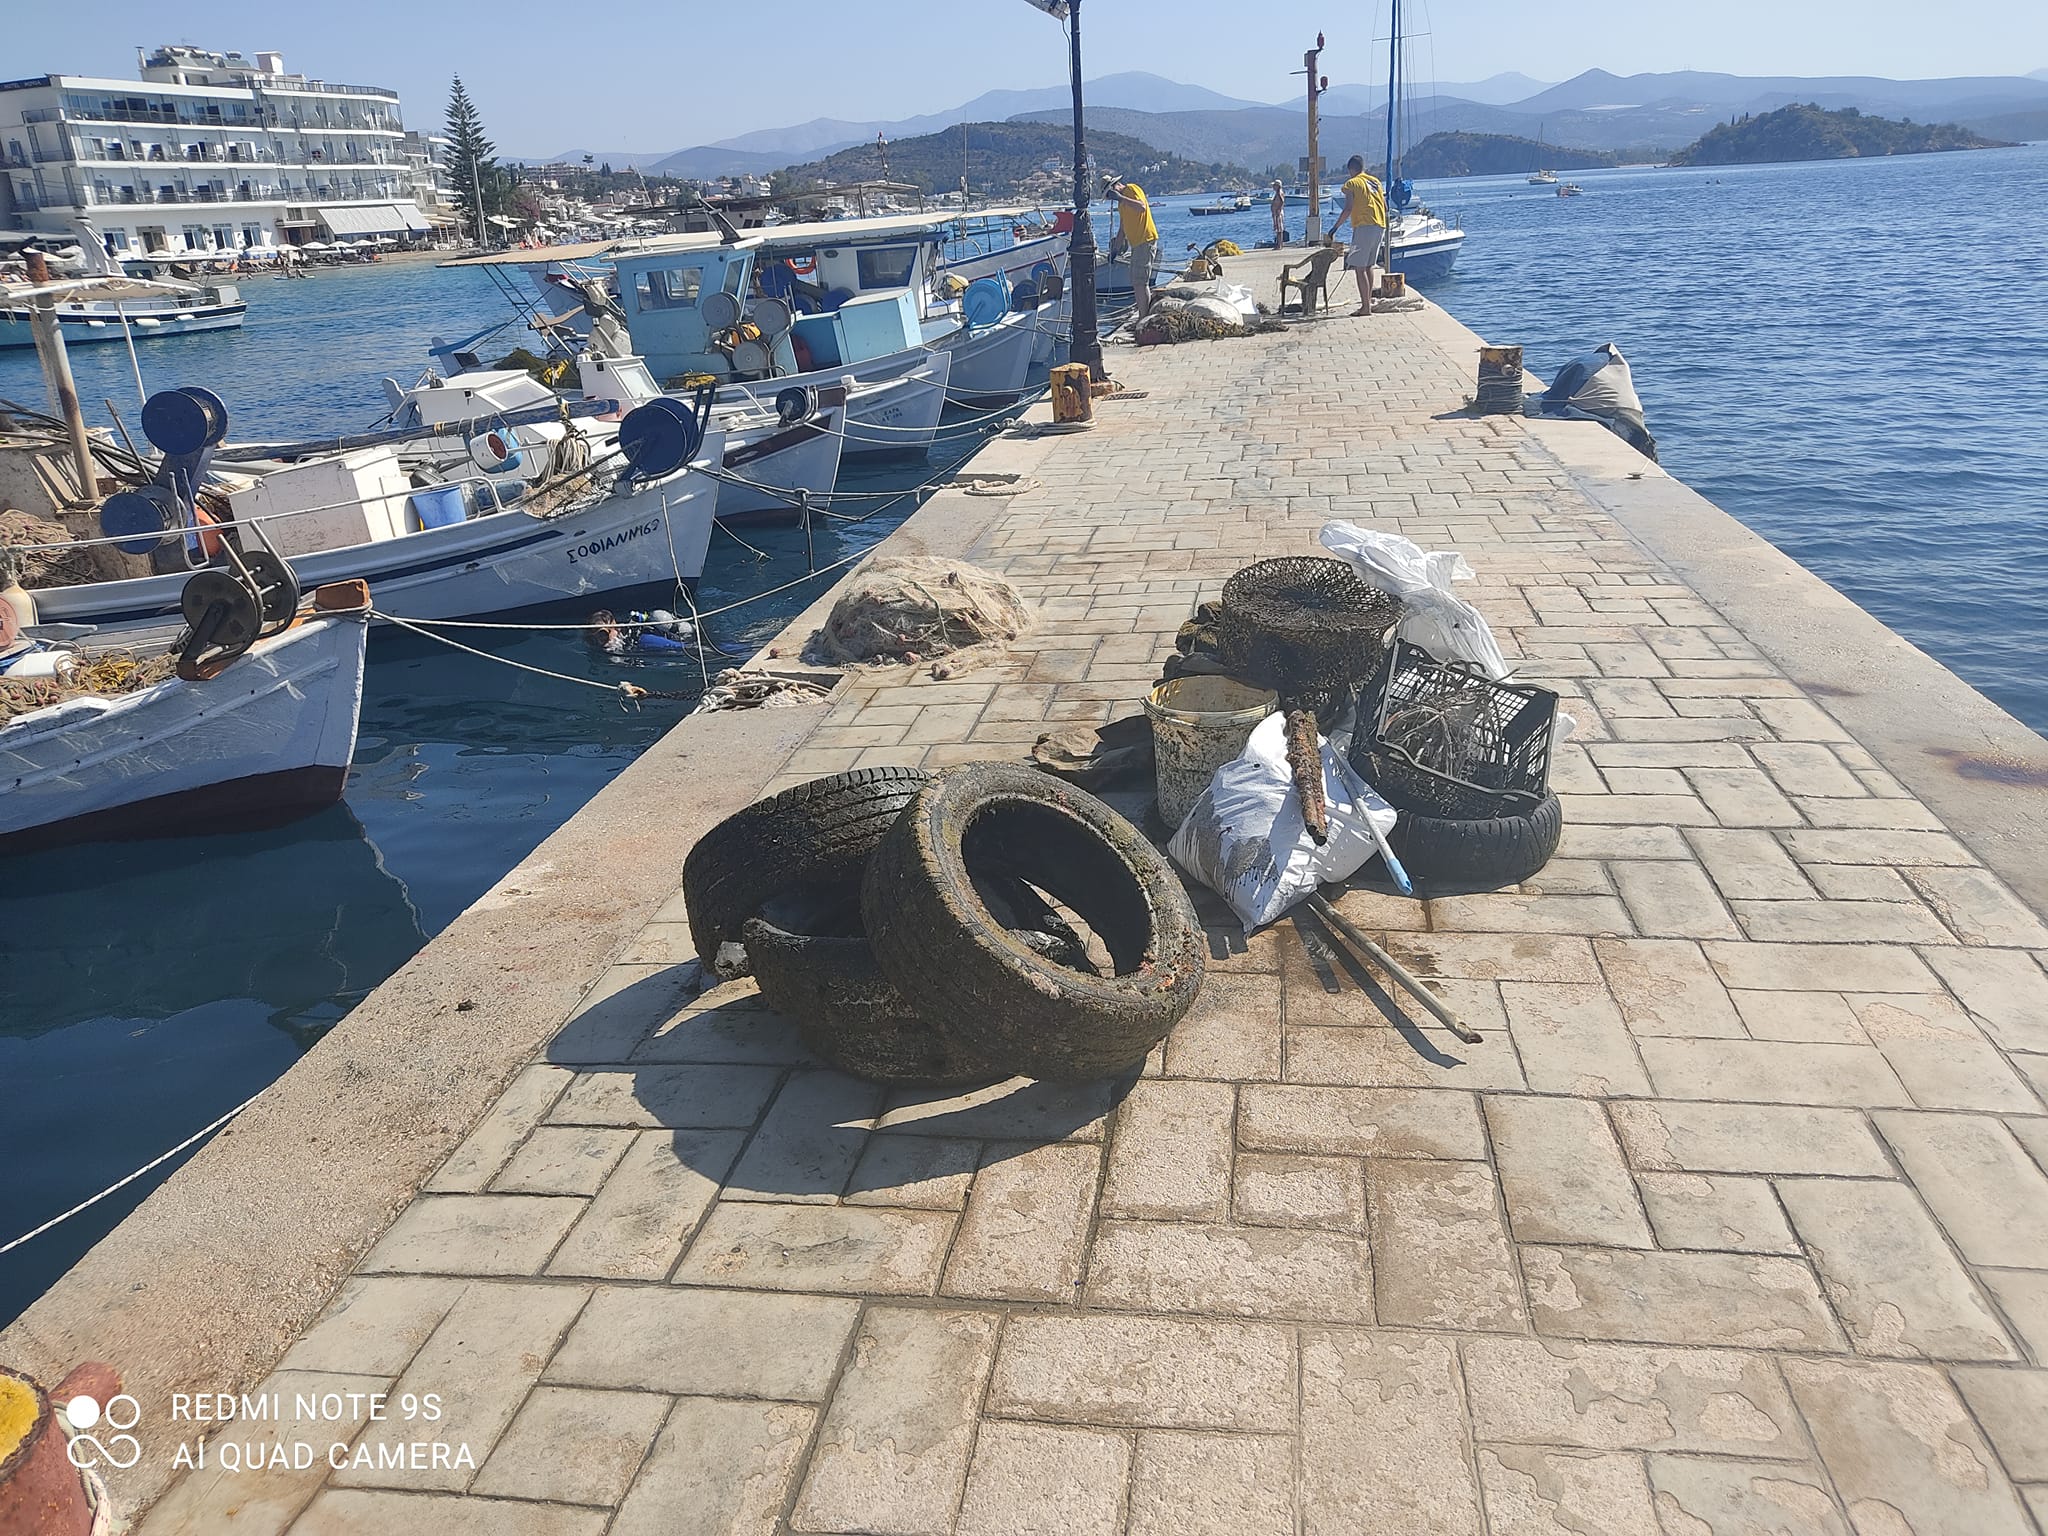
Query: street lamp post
xmin=1022 ymin=0 xmax=1104 ymax=380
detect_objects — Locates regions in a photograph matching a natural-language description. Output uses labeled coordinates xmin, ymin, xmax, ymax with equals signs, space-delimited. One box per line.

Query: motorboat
xmin=0 ymin=569 xmax=370 ymax=854
xmin=0 ymin=216 xmax=246 ymax=347
xmin=1556 ymin=183 xmax=1585 ymax=198
xmin=1528 ymin=169 xmax=1559 ymax=186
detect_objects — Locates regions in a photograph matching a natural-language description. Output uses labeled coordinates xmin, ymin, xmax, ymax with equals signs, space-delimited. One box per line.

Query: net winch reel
xmin=173 ymin=517 xmax=302 ymax=681
xmin=616 ymin=383 xmax=717 ymax=480
xmin=98 ymin=385 xmax=230 ymax=575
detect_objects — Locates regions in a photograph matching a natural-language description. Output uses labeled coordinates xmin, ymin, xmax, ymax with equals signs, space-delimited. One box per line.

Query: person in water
xmin=1103 ymin=174 xmax=1158 ymax=314
xmin=1270 ymin=180 xmax=1287 ymax=248
xmin=1327 ymin=154 xmax=1388 ymax=316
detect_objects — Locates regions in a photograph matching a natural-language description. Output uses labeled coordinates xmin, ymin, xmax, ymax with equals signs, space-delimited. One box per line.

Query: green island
xmin=1668 ymin=102 xmax=2014 ymax=165
xmin=775 ymin=120 xmax=1257 ymax=198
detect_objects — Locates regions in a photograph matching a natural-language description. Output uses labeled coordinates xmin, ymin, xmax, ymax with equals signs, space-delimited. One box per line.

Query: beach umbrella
xmin=301 ymin=240 xmax=330 ymax=251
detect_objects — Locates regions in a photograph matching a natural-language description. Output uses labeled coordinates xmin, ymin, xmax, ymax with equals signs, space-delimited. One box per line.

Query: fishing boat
xmin=0 ymin=219 xmax=246 ymax=348
xmin=1191 ymin=195 xmax=1252 ymax=216
xmin=0 ymin=572 xmax=370 ymax=854
xmin=1380 ymin=0 xmax=1466 ymax=283
xmin=1528 ymin=169 xmax=1559 ymax=186
xmin=23 ymin=383 xmax=729 ymax=634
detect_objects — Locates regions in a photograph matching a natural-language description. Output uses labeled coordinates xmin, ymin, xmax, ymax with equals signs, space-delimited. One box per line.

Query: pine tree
xmin=444 ymin=76 xmax=500 ymax=242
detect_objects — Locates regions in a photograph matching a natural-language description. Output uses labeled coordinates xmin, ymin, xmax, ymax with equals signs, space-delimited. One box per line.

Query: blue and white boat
xmin=1380 ymin=0 xmax=1465 ymax=284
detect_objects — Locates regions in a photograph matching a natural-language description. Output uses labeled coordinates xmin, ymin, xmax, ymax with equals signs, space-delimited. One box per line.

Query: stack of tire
xmin=681 ymin=764 xmax=1206 ymax=1084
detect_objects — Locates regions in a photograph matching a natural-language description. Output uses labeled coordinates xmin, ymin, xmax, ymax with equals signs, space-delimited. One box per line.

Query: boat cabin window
xmin=854 ymin=244 xmax=919 ymax=290
xmin=633 ymin=266 xmax=705 ymax=311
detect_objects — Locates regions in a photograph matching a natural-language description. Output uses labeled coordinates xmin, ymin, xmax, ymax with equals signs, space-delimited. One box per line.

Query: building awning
xmin=317 ymin=202 xmax=430 ymax=237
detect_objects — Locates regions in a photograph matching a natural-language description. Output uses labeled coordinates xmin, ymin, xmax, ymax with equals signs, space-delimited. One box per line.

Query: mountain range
xmin=530 ymin=67 xmax=2048 ymax=177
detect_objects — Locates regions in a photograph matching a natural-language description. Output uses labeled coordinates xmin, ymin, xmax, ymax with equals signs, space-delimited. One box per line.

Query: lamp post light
xmin=1020 ymin=0 xmax=1104 ymax=381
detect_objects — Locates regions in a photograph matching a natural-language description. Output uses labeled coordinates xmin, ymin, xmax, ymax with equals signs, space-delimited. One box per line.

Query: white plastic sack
xmin=1168 ymin=712 xmax=1397 ymax=935
xmin=1318 ymin=521 xmax=1510 ymax=679
xmin=1183 ymin=296 xmax=1246 ymax=329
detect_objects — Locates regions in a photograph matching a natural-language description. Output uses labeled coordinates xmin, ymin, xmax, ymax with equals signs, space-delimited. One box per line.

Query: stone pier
xmin=10 ymin=250 xmax=2048 ymax=1536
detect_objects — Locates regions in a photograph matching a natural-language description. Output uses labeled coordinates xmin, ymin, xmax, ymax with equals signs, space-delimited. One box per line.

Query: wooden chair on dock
xmin=1278 ymin=244 xmax=1345 ymax=318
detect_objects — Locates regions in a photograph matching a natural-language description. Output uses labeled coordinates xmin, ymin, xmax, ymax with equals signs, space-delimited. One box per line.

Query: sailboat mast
xmin=1383 ymin=0 xmax=1400 ymax=191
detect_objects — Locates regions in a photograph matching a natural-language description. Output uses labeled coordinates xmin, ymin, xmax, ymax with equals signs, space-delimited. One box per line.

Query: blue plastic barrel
xmin=410 ymin=484 xmax=468 ymax=529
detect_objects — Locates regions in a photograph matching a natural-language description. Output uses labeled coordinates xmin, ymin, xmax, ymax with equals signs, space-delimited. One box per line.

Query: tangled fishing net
xmin=1 ymin=648 xmax=177 ymax=724
xmin=813 ymin=557 xmax=1029 ymax=666
xmin=2 ymin=510 xmax=99 ymax=590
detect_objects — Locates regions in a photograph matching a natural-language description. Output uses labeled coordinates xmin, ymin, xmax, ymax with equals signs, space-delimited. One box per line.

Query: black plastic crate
xmin=1351 ymin=639 xmax=1558 ymax=816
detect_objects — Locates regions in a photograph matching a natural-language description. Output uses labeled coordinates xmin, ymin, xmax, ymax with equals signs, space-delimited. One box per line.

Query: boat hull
xmin=936 ymin=311 xmax=1035 ymax=404
xmin=714 ymin=389 xmax=848 ymax=523
xmin=29 ymin=446 xmax=724 ymax=633
xmin=1390 ymin=231 xmax=1463 ymax=284
xmin=717 ymin=351 xmax=951 ymax=460
xmin=0 ymin=606 xmax=367 ymax=852
xmin=0 ymin=300 xmax=248 ymax=348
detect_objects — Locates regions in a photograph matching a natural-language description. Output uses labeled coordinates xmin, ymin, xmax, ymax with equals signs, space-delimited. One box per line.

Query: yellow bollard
xmin=1049 ymin=363 xmax=1095 ymax=426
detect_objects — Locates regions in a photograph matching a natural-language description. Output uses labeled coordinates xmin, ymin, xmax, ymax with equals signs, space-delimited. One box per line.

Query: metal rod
xmin=1065 ymin=0 xmax=1105 ymax=381
xmin=117 ymin=299 xmax=146 ymax=406
xmin=1307 ymin=892 xmax=1482 ymax=1044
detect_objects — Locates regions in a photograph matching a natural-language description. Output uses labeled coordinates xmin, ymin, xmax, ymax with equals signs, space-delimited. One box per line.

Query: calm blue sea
xmin=4 ymin=145 xmax=2045 ymax=1323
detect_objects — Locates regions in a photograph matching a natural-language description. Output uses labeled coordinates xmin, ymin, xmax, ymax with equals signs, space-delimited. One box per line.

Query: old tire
xmin=682 ymin=767 xmax=935 ymax=975
xmin=862 ymin=762 xmax=1205 ymax=1081
xmin=1384 ymin=792 xmax=1564 ymax=894
xmin=743 ymin=886 xmax=998 ymax=1087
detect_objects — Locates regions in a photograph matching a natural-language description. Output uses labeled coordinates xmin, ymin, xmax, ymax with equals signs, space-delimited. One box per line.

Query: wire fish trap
xmin=1352 ymin=638 xmax=1558 ymax=817
xmin=1217 ymin=557 xmax=1400 ymax=714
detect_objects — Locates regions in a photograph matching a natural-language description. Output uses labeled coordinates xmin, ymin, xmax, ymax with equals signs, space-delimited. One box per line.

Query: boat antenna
xmin=1384 ymin=0 xmax=1400 ymax=194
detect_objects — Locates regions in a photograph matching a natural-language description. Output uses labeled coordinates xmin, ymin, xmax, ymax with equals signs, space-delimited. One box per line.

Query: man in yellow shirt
xmin=1104 ymin=174 xmax=1158 ymax=313
xmin=1327 ymin=154 xmax=1388 ymax=315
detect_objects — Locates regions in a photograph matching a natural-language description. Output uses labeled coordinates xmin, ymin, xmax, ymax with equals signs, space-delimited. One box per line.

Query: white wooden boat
xmin=0 ymin=285 xmax=246 ymax=347
xmin=0 ymin=586 xmax=369 ymax=853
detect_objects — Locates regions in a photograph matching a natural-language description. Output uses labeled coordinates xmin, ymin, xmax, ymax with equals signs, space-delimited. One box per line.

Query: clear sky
xmin=7 ymin=1 xmax=2042 ymax=156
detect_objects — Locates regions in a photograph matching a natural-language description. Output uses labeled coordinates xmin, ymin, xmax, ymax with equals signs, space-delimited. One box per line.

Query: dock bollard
xmin=1049 ymin=364 xmax=1094 ymax=427
xmin=1475 ymin=345 xmax=1525 ymax=414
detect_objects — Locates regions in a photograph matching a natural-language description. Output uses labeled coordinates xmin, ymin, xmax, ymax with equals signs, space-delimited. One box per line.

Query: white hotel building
xmin=0 ymin=46 xmax=443 ymax=256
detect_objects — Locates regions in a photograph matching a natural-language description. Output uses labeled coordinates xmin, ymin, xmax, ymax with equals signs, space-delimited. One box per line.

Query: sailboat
xmin=1528 ymin=125 xmax=1559 ymax=184
xmin=1382 ymin=0 xmax=1465 ymax=282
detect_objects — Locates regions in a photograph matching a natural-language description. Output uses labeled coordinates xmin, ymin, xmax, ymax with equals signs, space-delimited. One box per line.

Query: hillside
xmin=1669 ymin=103 xmax=2014 ymax=166
xmin=776 ymin=120 xmax=1254 ymax=197
xmin=1401 ymin=132 xmax=1619 ymax=178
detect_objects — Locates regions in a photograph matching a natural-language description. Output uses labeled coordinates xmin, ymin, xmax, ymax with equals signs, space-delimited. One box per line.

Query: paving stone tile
xmin=1237 ymin=1084 xmax=1486 ymax=1158
xmin=726 ymin=1071 xmax=884 ymax=1203
xmin=546 ymin=1065 xmax=783 ymax=1129
xmin=1780 ymin=829 xmax=1976 ymax=866
xmin=791 ymin=1307 xmax=1000 ymax=1535
xmin=1782 ymin=1357 xmax=2034 ymax=1536
xmin=358 ymin=1194 xmax=586 ymax=1277
xmin=1233 ymin=1152 xmax=1367 ymax=1231
xmin=1367 ymin=1158 xmax=1527 ymax=1331
xmin=1979 ymin=1270 xmax=2048 ymax=1363
xmin=1379 ymin=933 xmax=1602 ymax=983
xmin=1300 ymin=1330 xmax=1481 ymax=1536
xmin=1284 ymin=1018 xmax=1530 ymax=1088
xmin=1875 ymin=1110 xmax=2048 ymax=1268
xmin=1878 ymin=1038 xmax=2041 ymax=1112
xmin=1500 ymin=982 xmax=1652 ymax=1096
xmin=678 ymin=1201 xmax=954 ymax=1294
xmin=1846 ymin=991 xmax=1983 ymax=1042
xmin=1522 ymin=1246 xmax=1843 ymax=1350
xmin=1753 ymin=697 xmax=1852 ymax=742
xmin=278 ymin=1276 xmax=467 ymax=1377
xmin=1487 ymin=1095 xmax=1652 ymax=1248
xmin=610 ymin=1397 xmax=815 ymax=1536
xmin=1777 ymin=1178 xmax=2015 ymax=1360
xmin=1732 ymin=898 xmax=1952 ymax=945
xmin=943 ymin=1141 xmax=1099 ymax=1301
xmin=137 ymin=1368 xmax=383 ymax=1536
xmin=1160 ymin=972 xmax=1281 ymax=1079
xmin=987 ymin=1313 xmax=1295 ymax=1431
xmin=1644 ymin=1455 xmax=1850 ymax=1536
xmin=874 ymin=1077 xmax=1112 ymax=1141
xmin=1636 ymin=1172 xmax=1798 ymax=1255
xmin=336 ymin=1280 xmax=589 ymax=1492
xmin=426 ymin=1065 xmax=574 ymax=1193
xmin=490 ymin=1126 xmax=637 ymax=1196
xmin=291 ymin=1490 xmax=607 ymax=1536
xmin=2015 ymin=1053 xmax=2048 ymax=1112
xmin=1704 ymin=940 xmax=1940 ymax=993
xmin=1922 ymin=949 xmax=2048 ymax=1053
xmin=1100 ymin=1078 xmax=1234 ymax=1221
xmin=1792 ymin=798 xmax=1948 ymax=830
xmin=1085 ymin=1218 xmax=1375 ymax=1322
xmin=954 ymin=1422 xmax=1132 ymax=1536
xmin=471 ymin=1385 xmax=668 ymax=1506
xmin=1951 ymin=1368 xmax=2048 ymax=1482
xmin=843 ymin=1135 xmax=981 ymax=1209
xmin=1687 ymin=767 xmax=1803 ymax=827
xmin=1611 ymin=1100 xmax=1892 ymax=1177
xmin=1477 ymin=1446 xmax=1660 ymax=1536
xmin=546 ymin=1285 xmax=858 ymax=1400
xmin=1426 ymin=892 xmax=1634 ymax=935
xmin=1557 ymin=824 xmax=1695 ymax=860
xmin=1126 ymin=1430 xmax=1293 ymax=1536
xmin=1636 ymin=1038 xmax=1909 ymax=1107
xmin=1904 ymin=866 xmax=2048 ymax=948
xmin=1806 ymin=863 xmax=1916 ymax=901
xmin=1730 ymin=990 xmax=1866 ymax=1044
xmin=1593 ymin=938 xmax=1745 ymax=1037
xmin=1462 ymin=1336 xmax=1809 ymax=1456
xmin=547 ymin=1128 xmax=743 ymax=1280
xmin=1520 ymin=858 xmax=1615 ymax=896
xmin=1611 ymin=860 xmax=1741 ymax=939
xmin=553 ymin=962 xmax=708 ymax=1063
